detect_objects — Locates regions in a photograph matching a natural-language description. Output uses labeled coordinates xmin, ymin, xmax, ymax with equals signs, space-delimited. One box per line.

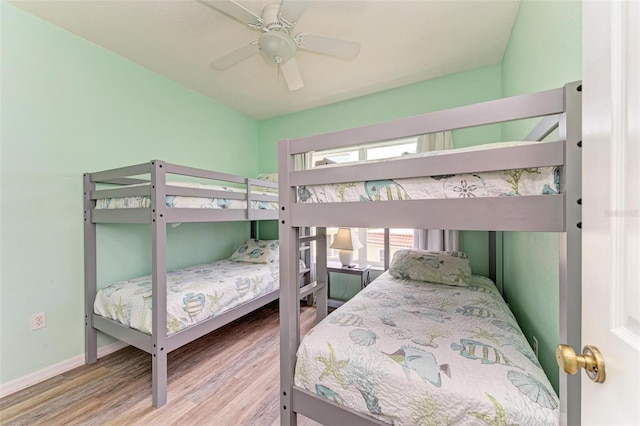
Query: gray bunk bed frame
xmin=279 ymin=81 xmax=582 ymax=425
xmin=84 ymin=160 xmax=279 ymax=408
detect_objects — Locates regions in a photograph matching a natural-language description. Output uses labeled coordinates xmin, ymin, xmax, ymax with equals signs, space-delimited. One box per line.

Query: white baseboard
xmin=0 ymin=341 xmax=128 ymax=399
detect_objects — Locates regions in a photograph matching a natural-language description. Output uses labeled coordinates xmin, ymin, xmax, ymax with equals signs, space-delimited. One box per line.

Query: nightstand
xmin=326 ymin=262 xmax=371 ymax=309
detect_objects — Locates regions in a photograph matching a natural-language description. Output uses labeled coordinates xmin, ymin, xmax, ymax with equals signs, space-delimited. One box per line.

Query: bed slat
xmin=92 ymin=314 xmax=153 ymax=352
xmin=166 ymin=291 xmax=279 ymax=352
xmin=90 ymin=162 xmax=152 ymax=183
xmin=293 ymin=387 xmax=386 ymax=426
xmin=92 ymin=208 xmax=150 ymax=224
xmin=289 ymin=196 xmax=565 ymax=232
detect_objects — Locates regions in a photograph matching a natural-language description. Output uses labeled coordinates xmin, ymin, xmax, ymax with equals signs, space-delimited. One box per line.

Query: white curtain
xmin=413 ymin=132 xmax=462 ymax=251
xmin=295 ymin=153 xmax=311 ymax=171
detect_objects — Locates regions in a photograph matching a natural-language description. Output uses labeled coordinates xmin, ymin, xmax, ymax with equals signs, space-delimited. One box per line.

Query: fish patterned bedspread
xmin=295 ymin=272 xmax=559 ymax=425
xmin=94 ymin=260 xmax=279 ymax=335
xmin=95 ymin=181 xmax=277 ymax=210
xmin=298 ymin=142 xmax=560 ymax=203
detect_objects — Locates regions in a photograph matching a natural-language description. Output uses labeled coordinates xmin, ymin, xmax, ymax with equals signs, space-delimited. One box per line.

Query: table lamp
xmin=330 ymin=228 xmax=363 ymax=267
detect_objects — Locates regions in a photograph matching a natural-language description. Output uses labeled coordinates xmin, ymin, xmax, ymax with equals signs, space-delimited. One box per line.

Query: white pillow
xmin=229 ymin=239 xmax=279 ymax=264
xmin=389 ymin=249 xmax=472 ymax=286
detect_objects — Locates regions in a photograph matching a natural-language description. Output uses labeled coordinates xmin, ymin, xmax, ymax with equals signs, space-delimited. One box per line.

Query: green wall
xmin=500 ymin=0 xmax=582 ymax=392
xmin=0 ymin=3 xmax=259 ymax=385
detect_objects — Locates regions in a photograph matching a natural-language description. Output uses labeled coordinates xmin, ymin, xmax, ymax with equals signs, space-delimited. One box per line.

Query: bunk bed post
xmin=559 ymin=81 xmax=582 ymax=425
xmin=279 ymin=140 xmax=300 ymax=426
xmin=150 ymin=160 xmax=169 ymax=408
xmin=250 ymin=220 xmax=258 ymax=239
xmin=384 ymin=228 xmax=391 ymax=270
xmin=315 ymin=227 xmax=328 ymax=322
xmin=488 ymin=231 xmax=497 ymax=284
xmin=84 ymin=173 xmax=98 ymax=364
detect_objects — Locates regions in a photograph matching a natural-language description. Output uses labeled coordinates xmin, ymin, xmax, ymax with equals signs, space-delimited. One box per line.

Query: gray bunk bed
xmin=84 ymin=160 xmax=280 ymax=408
xmin=279 ymin=82 xmax=582 ymax=425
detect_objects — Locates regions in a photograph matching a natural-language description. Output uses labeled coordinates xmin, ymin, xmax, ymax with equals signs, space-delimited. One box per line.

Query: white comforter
xmin=295 ymin=272 xmax=559 ymax=425
xmin=94 ymin=260 xmax=279 ymax=335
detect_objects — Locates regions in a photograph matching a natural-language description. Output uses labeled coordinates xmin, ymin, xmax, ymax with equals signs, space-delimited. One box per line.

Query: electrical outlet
xmin=31 ymin=312 xmax=46 ymax=330
xmin=532 ymin=336 xmax=539 ymax=358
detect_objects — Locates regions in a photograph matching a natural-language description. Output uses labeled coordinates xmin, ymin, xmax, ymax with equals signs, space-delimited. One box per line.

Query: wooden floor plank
xmin=0 ymin=302 xmax=320 ymax=425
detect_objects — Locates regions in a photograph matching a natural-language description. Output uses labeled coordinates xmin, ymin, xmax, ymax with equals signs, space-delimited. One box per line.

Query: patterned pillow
xmin=230 ymin=239 xmax=280 ymax=263
xmin=388 ymin=249 xmax=472 ymax=286
xmin=255 ymin=173 xmax=278 ymax=193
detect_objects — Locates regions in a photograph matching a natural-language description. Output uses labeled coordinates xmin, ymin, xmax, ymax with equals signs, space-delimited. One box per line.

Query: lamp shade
xmin=330 ymin=228 xmax=363 ymax=251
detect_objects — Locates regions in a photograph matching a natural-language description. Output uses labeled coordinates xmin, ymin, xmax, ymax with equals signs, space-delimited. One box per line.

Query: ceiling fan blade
xmin=295 ymin=32 xmax=361 ymax=60
xmin=280 ymin=58 xmax=304 ymax=91
xmin=278 ymin=0 xmax=309 ymax=27
xmin=199 ymin=0 xmax=264 ymax=30
xmin=211 ymin=42 xmax=260 ymax=70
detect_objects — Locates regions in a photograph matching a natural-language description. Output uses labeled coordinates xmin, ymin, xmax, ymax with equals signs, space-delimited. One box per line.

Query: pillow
xmin=255 ymin=173 xmax=278 ymax=193
xmin=388 ymin=249 xmax=472 ymax=286
xmin=230 ymin=239 xmax=279 ymax=263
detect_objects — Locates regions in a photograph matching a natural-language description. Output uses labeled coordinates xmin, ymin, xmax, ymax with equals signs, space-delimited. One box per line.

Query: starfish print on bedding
xmin=316 ymin=343 xmax=349 ymax=389
xmin=115 ymin=297 xmax=127 ymax=318
xmin=468 ymin=393 xmax=518 ymax=426
xmin=465 ymin=327 xmax=504 ymax=347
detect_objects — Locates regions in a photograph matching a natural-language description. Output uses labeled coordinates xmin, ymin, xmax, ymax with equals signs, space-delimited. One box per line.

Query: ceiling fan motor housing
xmin=259 ymin=31 xmax=297 ymax=64
xmin=262 ymin=3 xmax=284 ymax=31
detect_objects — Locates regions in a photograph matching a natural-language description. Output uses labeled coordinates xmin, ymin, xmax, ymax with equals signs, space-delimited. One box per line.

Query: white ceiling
xmin=11 ymin=0 xmax=520 ymax=120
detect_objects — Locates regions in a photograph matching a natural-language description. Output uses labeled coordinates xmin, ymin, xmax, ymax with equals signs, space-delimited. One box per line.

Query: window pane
xmin=366 ymin=142 xmax=416 ymax=160
xmin=364 ymin=228 xmax=385 ymax=266
xmin=388 ymin=228 xmax=414 ymax=263
xmin=311 ymin=149 xmax=358 ymax=166
xmin=364 ymin=228 xmax=415 ymax=266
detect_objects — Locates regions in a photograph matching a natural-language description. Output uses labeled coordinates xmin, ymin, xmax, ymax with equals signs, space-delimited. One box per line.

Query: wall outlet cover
xmin=31 ymin=312 xmax=46 ymax=330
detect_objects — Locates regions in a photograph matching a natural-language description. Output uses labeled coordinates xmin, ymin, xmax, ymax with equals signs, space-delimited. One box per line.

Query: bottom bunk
xmin=292 ymin=252 xmax=558 ymax=425
xmin=94 ymin=258 xmax=279 ymax=336
xmin=86 ymin=238 xmax=286 ymax=407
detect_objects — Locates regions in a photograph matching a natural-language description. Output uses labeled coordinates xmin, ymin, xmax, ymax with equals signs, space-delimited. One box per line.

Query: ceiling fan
xmin=199 ymin=0 xmax=361 ymax=91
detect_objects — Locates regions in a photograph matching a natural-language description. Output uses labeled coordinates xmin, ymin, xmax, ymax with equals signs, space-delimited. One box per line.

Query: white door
xmin=581 ymin=1 xmax=640 ymax=424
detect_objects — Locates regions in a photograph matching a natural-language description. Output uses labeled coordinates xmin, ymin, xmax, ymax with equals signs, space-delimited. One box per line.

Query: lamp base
xmin=338 ymin=250 xmax=355 ymax=267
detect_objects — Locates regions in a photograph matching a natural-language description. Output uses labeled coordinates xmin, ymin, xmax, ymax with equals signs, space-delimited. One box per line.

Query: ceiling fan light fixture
xmin=202 ymin=0 xmax=361 ymax=91
xmin=259 ymin=31 xmax=297 ymax=64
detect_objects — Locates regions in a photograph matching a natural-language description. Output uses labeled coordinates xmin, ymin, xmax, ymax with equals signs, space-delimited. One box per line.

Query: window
xmin=326 ymin=227 xmax=414 ymax=267
xmin=311 ymin=137 xmax=418 ymax=166
xmin=313 ymin=138 xmax=419 ymax=268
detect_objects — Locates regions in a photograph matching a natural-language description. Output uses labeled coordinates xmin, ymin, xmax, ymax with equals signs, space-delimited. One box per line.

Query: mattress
xmin=298 ymin=142 xmax=560 ymax=203
xmin=95 ymin=181 xmax=277 ymax=210
xmin=295 ymin=272 xmax=559 ymax=425
xmin=94 ymin=259 xmax=279 ymax=335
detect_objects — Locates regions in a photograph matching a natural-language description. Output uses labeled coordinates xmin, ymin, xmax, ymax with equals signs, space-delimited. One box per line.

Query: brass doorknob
xmin=556 ymin=344 xmax=606 ymax=383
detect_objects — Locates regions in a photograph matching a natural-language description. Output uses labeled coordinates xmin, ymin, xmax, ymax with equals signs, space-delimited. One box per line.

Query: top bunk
xmin=84 ymin=160 xmax=279 ymax=224
xmin=278 ymin=81 xmax=582 ymax=233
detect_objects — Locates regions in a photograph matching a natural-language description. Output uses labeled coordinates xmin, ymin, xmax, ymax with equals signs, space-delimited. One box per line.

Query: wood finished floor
xmin=0 ymin=302 xmax=321 ymax=426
